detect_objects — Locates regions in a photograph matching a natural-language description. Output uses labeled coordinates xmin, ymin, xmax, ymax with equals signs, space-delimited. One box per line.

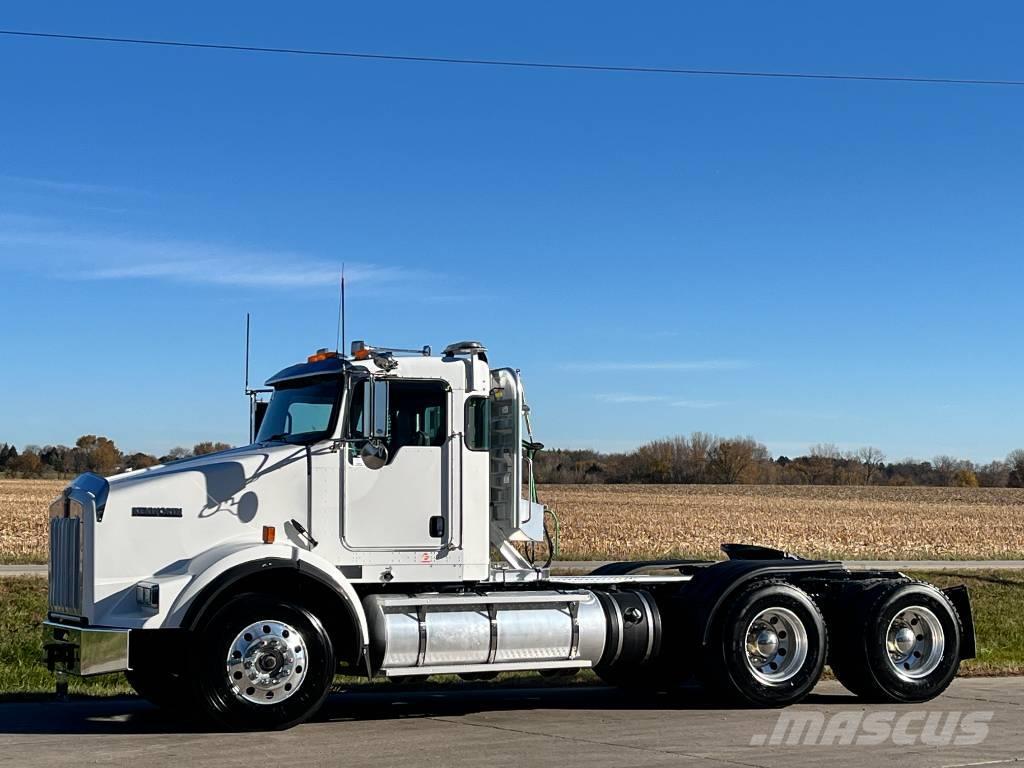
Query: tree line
xmin=0 ymin=436 xmax=232 ymax=479
xmin=533 ymin=433 xmax=1024 ymax=488
xmin=3 ymin=432 xmax=1023 ymax=488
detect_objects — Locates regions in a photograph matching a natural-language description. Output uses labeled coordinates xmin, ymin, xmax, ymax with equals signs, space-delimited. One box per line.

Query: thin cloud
xmin=594 ymin=393 xmax=670 ymax=403
xmin=594 ymin=394 xmax=724 ymax=407
xmin=0 ymin=174 xmax=132 ymax=196
xmin=84 ymin=259 xmax=411 ymax=288
xmin=563 ymin=360 xmax=750 ymax=372
xmin=0 ymin=218 xmax=420 ymax=289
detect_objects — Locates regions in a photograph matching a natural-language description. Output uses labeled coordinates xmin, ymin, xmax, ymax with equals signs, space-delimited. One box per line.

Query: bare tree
xmin=809 ymin=443 xmax=842 ymax=460
xmin=159 ymin=446 xmax=192 ymax=464
xmin=933 ymin=455 xmax=972 ymax=486
xmin=807 ymin=443 xmax=841 ymax=484
xmin=855 ymin=446 xmax=886 ymax=484
xmin=1008 ymin=449 xmax=1024 ymax=488
xmin=193 ymin=441 xmax=233 ymax=456
xmin=977 ymin=460 xmax=1010 ymax=487
xmin=685 ymin=432 xmax=716 ymax=483
xmin=708 ymin=437 xmax=764 ymax=484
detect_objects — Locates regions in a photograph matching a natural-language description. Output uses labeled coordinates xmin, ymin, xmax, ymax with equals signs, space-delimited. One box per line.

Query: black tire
xmin=702 ymin=581 xmax=826 ymax=707
xmin=190 ymin=593 xmax=335 ymax=730
xmin=830 ymin=582 xmax=961 ymax=703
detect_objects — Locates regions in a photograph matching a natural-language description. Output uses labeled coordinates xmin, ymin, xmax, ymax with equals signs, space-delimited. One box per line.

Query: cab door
xmin=342 ymin=377 xmax=452 ymax=550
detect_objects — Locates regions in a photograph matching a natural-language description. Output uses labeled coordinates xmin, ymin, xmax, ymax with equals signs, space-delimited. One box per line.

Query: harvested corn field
xmin=3 ymin=479 xmax=1024 ymax=563
xmin=0 ymin=479 xmax=62 ymax=563
xmin=540 ymin=484 xmax=1024 ymax=561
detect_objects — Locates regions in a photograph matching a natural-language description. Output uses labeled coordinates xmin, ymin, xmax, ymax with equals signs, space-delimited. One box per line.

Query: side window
xmin=465 ymin=397 xmax=490 ymax=451
xmin=388 ymin=381 xmax=447 ymax=449
xmin=347 ymin=379 xmax=369 ymax=439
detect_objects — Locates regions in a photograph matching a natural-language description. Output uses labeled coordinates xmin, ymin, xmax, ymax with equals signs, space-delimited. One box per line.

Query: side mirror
xmin=360 ymin=438 xmax=389 ymax=470
xmin=251 ymin=398 xmax=269 ymax=443
xmin=370 ymin=379 xmax=389 ymax=440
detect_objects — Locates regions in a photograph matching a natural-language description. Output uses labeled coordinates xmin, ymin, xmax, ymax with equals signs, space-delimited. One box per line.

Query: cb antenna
xmin=336 ymin=265 xmax=346 ymax=357
xmin=244 ymin=312 xmax=251 ymax=391
xmin=243 ymin=313 xmax=272 ymax=443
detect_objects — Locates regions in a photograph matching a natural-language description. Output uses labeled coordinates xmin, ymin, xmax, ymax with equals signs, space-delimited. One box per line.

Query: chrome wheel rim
xmin=226 ymin=620 xmax=307 ymax=705
xmin=885 ymin=605 xmax=945 ymax=680
xmin=744 ymin=606 xmax=808 ymax=684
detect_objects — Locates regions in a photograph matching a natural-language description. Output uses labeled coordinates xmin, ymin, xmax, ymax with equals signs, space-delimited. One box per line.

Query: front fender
xmin=165 ymin=543 xmax=369 ymax=655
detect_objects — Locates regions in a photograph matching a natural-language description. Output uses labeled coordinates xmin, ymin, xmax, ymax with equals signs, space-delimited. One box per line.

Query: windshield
xmin=256 ymin=377 xmax=342 ymax=443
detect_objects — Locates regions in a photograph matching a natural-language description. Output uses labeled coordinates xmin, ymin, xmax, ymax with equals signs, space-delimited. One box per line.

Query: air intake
xmin=443 ymin=341 xmax=487 ymax=360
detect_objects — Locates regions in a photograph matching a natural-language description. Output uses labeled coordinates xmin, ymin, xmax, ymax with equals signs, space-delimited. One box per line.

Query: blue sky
xmin=1 ymin=2 xmax=1022 ymax=461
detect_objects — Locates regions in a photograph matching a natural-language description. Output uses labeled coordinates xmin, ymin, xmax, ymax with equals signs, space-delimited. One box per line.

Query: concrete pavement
xmin=0 ymin=678 xmax=1021 ymax=767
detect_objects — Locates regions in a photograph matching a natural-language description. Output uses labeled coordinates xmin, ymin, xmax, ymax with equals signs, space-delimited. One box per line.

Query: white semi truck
xmin=44 ymin=340 xmax=975 ymax=730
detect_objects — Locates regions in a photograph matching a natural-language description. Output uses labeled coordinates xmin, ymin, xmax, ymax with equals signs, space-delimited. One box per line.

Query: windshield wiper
xmin=260 ymin=433 xmax=292 ymax=443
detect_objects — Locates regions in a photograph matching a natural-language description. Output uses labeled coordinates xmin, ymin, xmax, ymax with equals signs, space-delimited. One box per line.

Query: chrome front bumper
xmin=44 ymin=621 xmax=130 ymax=676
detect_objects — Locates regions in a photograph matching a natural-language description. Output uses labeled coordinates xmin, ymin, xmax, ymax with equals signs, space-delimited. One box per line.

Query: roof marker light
xmin=351 ymin=340 xmax=373 ymax=360
xmin=307 ymin=348 xmax=340 ymax=363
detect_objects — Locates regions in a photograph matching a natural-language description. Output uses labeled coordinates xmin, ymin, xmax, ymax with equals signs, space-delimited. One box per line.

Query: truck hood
xmin=108 ymin=443 xmax=303 ymax=487
xmin=102 ymin=442 xmax=313 ymax=524
xmin=84 ymin=442 xmax=319 ymax=629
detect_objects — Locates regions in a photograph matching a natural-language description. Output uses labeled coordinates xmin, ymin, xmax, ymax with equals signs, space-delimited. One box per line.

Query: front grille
xmin=48 ymin=515 xmax=82 ymax=616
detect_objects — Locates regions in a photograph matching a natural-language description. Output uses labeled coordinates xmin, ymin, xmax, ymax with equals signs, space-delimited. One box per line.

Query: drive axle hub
xmin=225 ymin=620 xmax=307 ymax=705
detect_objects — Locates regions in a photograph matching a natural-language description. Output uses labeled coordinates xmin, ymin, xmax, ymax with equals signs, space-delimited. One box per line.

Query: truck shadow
xmin=0 ymin=685 xmax=856 ymax=735
xmin=315 ymin=685 xmax=855 ymax=724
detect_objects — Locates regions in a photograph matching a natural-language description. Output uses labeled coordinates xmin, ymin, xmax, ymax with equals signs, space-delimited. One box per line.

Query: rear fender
xmin=672 ymin=557 xmax=845 ymax=647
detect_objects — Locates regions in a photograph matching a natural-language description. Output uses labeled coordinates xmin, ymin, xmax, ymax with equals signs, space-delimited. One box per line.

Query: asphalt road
xmin=1 ymin=679 xmax=1021 ymax=768
xmin=4 ymin=560 xmax=1024 ymax=578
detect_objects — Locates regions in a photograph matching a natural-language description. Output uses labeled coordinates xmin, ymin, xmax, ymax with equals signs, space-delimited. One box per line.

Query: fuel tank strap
xmin=568 ymin=601 xmax=581 ymax=659
xmin=487 ymin=604 xmax=498 ymax=663
xmin=416 ymin=605 xmax=428 ymax=667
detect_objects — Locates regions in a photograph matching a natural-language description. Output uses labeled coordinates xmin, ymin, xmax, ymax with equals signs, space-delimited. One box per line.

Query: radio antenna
xmin=244 ymin=312 xmax=251 ymax=391
xmin=336 ymin=265 xmax=346 ymax=356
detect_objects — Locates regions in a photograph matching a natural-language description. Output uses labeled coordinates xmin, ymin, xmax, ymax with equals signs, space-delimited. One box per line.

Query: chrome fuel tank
xmin=363 ymin=590 xmax=607 ymax=676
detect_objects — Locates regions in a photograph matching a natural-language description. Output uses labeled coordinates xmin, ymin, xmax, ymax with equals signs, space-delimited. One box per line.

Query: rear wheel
xmin=830 ymin=582 xmax=961 ymax=703
xmin=190 ymin=593 xmax=335 ymax=730
xmin=703 ymin=581 xmax=826 ymax=707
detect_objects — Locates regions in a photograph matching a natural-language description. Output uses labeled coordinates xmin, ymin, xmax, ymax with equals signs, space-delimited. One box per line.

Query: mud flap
xmin=942 ymin=584 xmax=977 ymax=660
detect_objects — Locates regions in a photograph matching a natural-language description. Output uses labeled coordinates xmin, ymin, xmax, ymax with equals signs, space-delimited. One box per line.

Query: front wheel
xmin=190 ymin=593 xmax=336 ymax=730
xmin=703 ymin=581 xmax=827 ymax=707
